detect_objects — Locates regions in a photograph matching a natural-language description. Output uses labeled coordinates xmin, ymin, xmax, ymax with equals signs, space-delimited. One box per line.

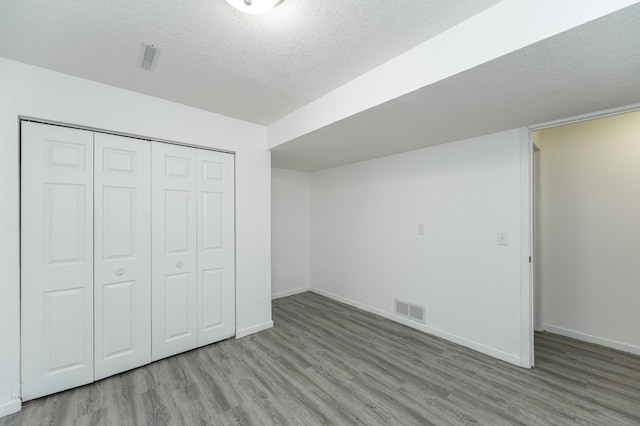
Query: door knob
xmin=115 ymin=268 xmax=125 ymax=276
xmin=176 ymin=261 xmax=183 ymax=268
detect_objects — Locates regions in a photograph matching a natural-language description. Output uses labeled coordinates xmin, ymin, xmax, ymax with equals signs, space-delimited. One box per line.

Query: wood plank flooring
xmin=2 ymin=291 xmax=639 ymax=425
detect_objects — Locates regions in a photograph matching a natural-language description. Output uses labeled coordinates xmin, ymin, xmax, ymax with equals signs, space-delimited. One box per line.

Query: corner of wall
xmin=235 ymin=320 xmax=274 ymax=339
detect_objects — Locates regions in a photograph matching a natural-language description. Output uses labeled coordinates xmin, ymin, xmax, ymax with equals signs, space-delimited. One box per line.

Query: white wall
xmin=310 ymin=130 xmax=528 ymax=365
xmin=534 ymin=111 xmax=640 ymax=354
xmin=271 ymin=168 xmax=311 ymax=298
xmin=0 ymin=58 xmax=272 ymax=414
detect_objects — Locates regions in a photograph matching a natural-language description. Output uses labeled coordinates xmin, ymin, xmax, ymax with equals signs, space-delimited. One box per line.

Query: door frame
xmin=532 ymin=145 xmax=543 ymax=333
xmin=524 ymin=101 xmax=640 ymax=367
xmin=519 ymin=128 xmax=533 ymax=368
xmin=18 ymin=116 xmax=238 ymax=398
xmin=19 ymin=116 xmax=237 ymax=154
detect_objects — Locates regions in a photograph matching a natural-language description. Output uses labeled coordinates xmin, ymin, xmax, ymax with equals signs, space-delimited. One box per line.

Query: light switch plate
xmin=497 ymin=232 xmax=508 ymax=246
xmin=417 ymin=224 xmax=425 ymax=235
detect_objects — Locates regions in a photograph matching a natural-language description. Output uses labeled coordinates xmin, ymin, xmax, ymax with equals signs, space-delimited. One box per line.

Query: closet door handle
xmin=176 ymin=261 xmax=183 ymax=268
xmin=115 ymin=268 xmax=125 ymax=276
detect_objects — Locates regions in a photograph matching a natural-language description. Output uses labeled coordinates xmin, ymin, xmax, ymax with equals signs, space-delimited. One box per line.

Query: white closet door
xmin=94 ymin=133 xmax=151 ymax=380
xmin=197 ymin=150 xmax=235 ymax=346
xmin=21 ymin=122 xmax=94 ymax=401
xmin=151 ymin=143 xmax=198 ymax=361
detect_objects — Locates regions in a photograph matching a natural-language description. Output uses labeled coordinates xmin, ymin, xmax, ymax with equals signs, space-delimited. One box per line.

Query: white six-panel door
xmin=94 ymin=133 xmax=152 ymax=380
xmin=197 ymin=149 xmax=235 ymax=345
xmin=21 ymin=122 xmax=95 ymax=401
xmin=151 ymin=143 xmax=199 ymax=361
xmin=22 ymin=122 xmax=236 ymax=398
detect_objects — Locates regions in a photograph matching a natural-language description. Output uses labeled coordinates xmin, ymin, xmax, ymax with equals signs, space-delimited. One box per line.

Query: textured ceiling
xmin=271 ymin=3 xmax=640 ymax=171
xmin=0 ymin=0 xmax=500 ymax=125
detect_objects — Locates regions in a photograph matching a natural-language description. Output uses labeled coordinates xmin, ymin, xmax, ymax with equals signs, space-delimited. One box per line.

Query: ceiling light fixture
xmin=225 ymin=0 xmax=283 ymax=15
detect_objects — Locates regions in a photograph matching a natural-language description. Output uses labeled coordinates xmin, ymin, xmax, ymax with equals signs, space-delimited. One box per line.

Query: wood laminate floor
xmin=2 ymin=292 xmax=639 ymax=425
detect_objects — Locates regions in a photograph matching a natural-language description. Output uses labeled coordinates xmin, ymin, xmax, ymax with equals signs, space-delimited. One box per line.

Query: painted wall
xmin=0 ymin=58 xmax=272 ymax=413
xmin=271 ymin=168 xmax=311 ymax=298
xmin=310 ymin=129 xmax=528 ymax=365
xmin=534 ymin=111 xmax=640 ymax=354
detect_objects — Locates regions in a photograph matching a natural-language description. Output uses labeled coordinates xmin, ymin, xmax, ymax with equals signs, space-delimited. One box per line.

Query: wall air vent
xmin=395 ymin=299 xmax=426 ymax=324
xmin=395 ymin=300 xmax=410 ymax=316
xmin=139 ymin=44 xmax=160 ymax=71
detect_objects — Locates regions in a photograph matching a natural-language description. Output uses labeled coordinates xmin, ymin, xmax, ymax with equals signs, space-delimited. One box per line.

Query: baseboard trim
xmin=272 ymin=286 xmax=311 ymax=300
xmin=309 ymin=288 xmax=522 ymax=367
xmin=543 ymin=324 xmax=640 ymax=356
xmin=235 ymin=320 xmax=274 ymax=339
xmin=0 ymin=398 xmax=21 ymax=418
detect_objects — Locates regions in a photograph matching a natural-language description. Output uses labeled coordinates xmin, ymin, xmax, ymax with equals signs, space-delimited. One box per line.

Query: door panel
xmin=202 ymin=192 xmax=223 ymax=250
xmin=202 ymin=268 xmax=224 ymax=330
xmin=21 ymin=122 xmax=94 ymax=401
xmin=165 ymin=273 xmax=192 ymax=340
xmin=94 ymin=133 xmax=151 ymax=380
xmin=44 ymin=288 xmax=86 ymax=373
xmin=196 ymin=150 xmax=235 ymax=346
xmin=102 ymin=187 xmax=136 ymax=259
xmin=152 ymin=143 xmax=198 ymax=361
xmin=165 ymin=190 xmax=191 ymax=253
xmin=44 ymin=183 xmax=86 ymax=264
xmin=102 ymin=280 xmax=136 ymax=358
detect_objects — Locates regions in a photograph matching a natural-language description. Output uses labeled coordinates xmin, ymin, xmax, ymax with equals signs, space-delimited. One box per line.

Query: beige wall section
xmin=534 ymin=110 xmax=640 ymax=354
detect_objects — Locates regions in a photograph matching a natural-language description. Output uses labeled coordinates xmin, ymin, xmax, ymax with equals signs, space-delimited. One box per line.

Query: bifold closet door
xmin=94 ymin=133 xmax=152 ymax=380
xmin=22 ymin=122 xmax=236 ymax=398
xmin=21 ymin=122 xmax=94 ymax=401
xmin=152 ymin=143 xmax=198 ymax=360
xmin=196 ymin=149 xmax=235 ymax=345
xmin=151 ymin=144 xmax=236 ymax=359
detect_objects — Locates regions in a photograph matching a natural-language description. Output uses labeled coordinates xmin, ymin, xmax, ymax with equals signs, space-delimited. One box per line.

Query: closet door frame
xmin=19 ymin=117 xmax=237 ymax=398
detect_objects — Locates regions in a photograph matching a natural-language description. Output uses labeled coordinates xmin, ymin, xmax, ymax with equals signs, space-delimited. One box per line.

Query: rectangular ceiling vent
xmin=139 ymin=44 xmax=160 ymax=71
xmin=394 ymin=299 xmax=425 ymax=324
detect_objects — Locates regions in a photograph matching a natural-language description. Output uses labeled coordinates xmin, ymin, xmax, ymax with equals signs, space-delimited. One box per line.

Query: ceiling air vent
xmin=139 ymin=44 xmax=160 ymax=71
xmin=395 ymin=299 xmax=426 ymax=324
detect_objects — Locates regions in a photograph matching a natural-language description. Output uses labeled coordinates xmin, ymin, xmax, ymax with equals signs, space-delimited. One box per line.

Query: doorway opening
xmin=531 ymin=109 xmax=640 ymax=365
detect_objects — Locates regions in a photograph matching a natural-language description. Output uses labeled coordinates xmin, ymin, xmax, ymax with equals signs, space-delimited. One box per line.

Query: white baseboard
xmin=0 ymin=398 xmax=21 ymax=418
xmin=309 ymin=288 xmax=522 ymax=367
xmin=543 ymin=324 xmax=640 ymax=356
xmin=272 ymin=286 xmax=311 ymax=300
xmin=235 ymin=320 xmax=274 ymax=339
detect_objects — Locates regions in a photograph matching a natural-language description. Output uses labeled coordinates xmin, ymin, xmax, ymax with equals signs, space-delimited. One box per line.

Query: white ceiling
xmin=271 ymin=4 xmax=640 ymax=171
xmin=0 ymin=0 xmax=500 ymax=125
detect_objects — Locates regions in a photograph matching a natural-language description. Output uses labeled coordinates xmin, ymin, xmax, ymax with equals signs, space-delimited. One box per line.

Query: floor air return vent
xmin=394 ymin=299 xmax=425 ymax=324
